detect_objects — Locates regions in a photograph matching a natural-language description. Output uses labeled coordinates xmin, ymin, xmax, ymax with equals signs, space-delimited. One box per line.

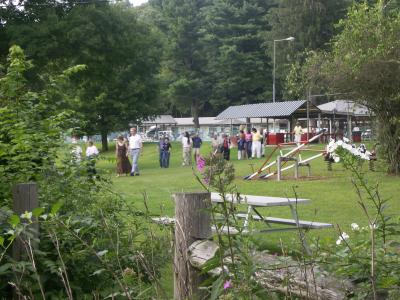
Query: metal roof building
xmin=317 ymin=100 xmax=371 ymax=118
xmin=142 ymin=115 xmax=177 ymax=125
xmin=216 ymin=100 xmax=320 ymax=120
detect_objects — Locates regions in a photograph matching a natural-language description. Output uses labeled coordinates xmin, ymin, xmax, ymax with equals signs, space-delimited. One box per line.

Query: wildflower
xmin=196 ymin=156 xmax=206 ymax=172
xmin=20 ymin=211 xmax=32 ymax=220
xmin=336 ymin=232 xmax=349 ymax=245
xmin=223 ymin=280 xmax=232 ymax=290
xmin=351 ymin=223 xmax=360 ymax=231
xmin=369 ymin=223 xmax=378 ymax=230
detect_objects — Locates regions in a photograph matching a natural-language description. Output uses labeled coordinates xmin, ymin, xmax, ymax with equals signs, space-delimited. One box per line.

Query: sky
xmin=131 ymin=0 xmax=148 ymax=6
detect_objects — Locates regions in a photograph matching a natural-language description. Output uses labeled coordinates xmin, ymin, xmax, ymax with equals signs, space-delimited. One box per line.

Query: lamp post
xmin=273 ymin=36 xmax=295 ymax=103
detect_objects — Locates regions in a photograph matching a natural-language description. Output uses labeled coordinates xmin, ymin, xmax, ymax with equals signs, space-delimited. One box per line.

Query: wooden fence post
xmin=277 ymin=156 xmax=282 ymax=181
xmin=173 ymin=192 xmax=211 ymax=300
xmin=12 ymin=183 xmax=39 ymax=261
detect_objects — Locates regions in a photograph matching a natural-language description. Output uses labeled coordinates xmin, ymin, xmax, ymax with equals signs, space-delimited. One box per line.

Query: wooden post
xmin=294 ymin=159 xmax=299 ymax=179
xmin=173 ymin=192 xmax=211 ymax=300
xmin=12 ymin=183 xmax=39 ymax=261
xmin=277 ymin=156 xmax=282 ymax=181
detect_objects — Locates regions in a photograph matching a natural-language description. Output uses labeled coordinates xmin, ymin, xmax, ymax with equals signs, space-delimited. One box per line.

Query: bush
xmin=0 ymin=46 xmax=169 ymax=298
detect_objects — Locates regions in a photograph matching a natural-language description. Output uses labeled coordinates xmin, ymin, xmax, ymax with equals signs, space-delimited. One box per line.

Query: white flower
xmin=351 ymin=223 xmax=360 ymax=231
xmin=369 ymin=224 xmax=378 ymax=230
xmin=20 ymin=211 xmax=32 ymax=220
xmin=336 ymin=232 xmax=349 ymax=245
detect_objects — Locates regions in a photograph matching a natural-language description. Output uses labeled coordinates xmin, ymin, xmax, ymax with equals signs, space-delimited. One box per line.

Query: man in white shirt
xmin=85 ymin=140 xmax=99 ymax=176
xmin=128 ymin=127 xmax=143 ymax=176
xmin=292 ymin=122 xmax=303 ymax=146
xmin=86 ymin=141 xmax=99 ymax=158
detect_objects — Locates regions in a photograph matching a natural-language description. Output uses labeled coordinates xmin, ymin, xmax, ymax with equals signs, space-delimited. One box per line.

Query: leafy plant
xmin=320 ymin=147 xmax=400 ymax=299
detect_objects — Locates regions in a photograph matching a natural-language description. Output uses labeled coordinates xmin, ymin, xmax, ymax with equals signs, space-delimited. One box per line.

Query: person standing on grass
xmin=128 ymin=127 xmax=143 ymax=176
xmin=237 ymin=130 xmax=246 ymax=160
xmin=211 ymin=134 xmax=219 ymax=153
xmin=181 ymin=131 xmax=192 ymax=166
xmin=116 ymin=135 xmax=131 ymax=176
xmin=220 ymin=134 xmax=231 ymax=161
xmin=161 ymin=137 xmax=172 ymax=168
xmin=251 ymin=128 xmax=262 ymax=159
xmin=158 ymin=136 xmax=165 ymax=168
xmin=85 ymin=140 xmax=99 ymax=177
xmin=245 ymin=129 xmax=253 ymax=159
xmin=192 ymin=133 xmax=202 ymax=162
xmin=293 ymin=122 xmax=303 ymax=146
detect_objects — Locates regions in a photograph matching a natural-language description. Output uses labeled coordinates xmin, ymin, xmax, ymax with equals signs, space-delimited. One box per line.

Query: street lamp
xmin=273 ymin=36 xmax=295 ymax=103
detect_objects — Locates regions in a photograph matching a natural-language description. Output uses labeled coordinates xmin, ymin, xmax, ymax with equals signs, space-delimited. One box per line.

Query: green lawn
xmin=96 ymin=141 xmax=399 ymax=248
xmin=95 ymin=141 xmax=398 ymax=297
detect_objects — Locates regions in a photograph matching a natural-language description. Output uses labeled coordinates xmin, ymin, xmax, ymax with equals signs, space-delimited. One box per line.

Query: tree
xmin=62 ymin=5 xmax=162 ymax=150
xmin=6 ymin=4 xmax=163 ymax=150
xmin=296 ymin=1 xmax=400 ymax=174
xmin=202 ymin=0 xmax=273 ymax=109
xmin=266 ymin=0 xmax=350 ymax=100
xmin=151 ymin=0 xmax=211 ymax=128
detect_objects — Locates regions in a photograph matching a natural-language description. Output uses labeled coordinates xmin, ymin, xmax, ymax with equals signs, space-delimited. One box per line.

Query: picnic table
xmin=210 ymin=192 xmax=332 ymax=235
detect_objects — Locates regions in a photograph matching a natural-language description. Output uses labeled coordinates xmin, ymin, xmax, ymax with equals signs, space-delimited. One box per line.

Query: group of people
xmin=115 ymin=127 xmax=143 ymax=176
xmin=72 ymin=123 xmax=306 ymax=177
xmin=181 ymin=132 xmax=203 ymax=166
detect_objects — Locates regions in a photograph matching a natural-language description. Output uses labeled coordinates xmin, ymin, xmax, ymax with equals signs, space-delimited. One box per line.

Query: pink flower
xmin=196 ymin=156 xmax=206 ymax=172
xmin=223 ymin=280 xmax=232 ymax=290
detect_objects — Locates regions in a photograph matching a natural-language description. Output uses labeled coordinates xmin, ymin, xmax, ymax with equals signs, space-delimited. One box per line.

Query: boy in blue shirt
xmin=192 ymin=133 xmax=202 ymax=162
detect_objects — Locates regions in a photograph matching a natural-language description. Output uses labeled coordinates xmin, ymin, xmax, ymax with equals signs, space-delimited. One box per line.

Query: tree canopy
xmin=3 ymin=3 xmax=163 ymax=150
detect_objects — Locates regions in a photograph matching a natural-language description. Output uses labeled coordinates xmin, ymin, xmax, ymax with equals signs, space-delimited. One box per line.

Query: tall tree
xmin=151 ymin=0 xmax=210 ymax=128
xmin=202 ymin=0 xmax=273 ymax=109
xmin=266 ymin=0 xmax=350 ymax=100
xmin=6 ymin=4 xmax=163 ymax=150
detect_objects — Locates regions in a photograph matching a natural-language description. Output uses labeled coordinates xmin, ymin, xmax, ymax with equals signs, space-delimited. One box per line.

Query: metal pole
xmin=273 ymin=40 xmax=276 ymax=103
xmin=307 ymin=89 xmax=310 ymax=141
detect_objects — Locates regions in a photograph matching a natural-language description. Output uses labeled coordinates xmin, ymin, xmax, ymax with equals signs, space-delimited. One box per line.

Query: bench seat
xmin=235 ymin=213 xmax=332 ymax=229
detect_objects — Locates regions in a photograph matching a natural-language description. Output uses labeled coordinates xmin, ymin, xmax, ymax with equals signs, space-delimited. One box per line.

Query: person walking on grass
xmin=116 ymin=135 xmax=131 ymax=176
xmin=293 ymin=122 xmax=303 ymax=146
xmin=182 ymin=131 xmax=192 ymax=166
xmin=128 ymin=127 xmax=143 ymax=176
xmin=192 ymin=133 xmax=202 ymax=162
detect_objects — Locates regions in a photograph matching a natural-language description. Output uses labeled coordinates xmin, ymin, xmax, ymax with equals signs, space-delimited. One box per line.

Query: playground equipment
xmin=244 ymin=131 xmax=378 ymax=181
xmin=244 ymin=130 xmax=326 ymax=180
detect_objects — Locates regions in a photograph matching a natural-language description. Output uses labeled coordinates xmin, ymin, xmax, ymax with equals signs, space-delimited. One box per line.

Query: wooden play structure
xmin=244 ymin=130 xmax=326 ymax=180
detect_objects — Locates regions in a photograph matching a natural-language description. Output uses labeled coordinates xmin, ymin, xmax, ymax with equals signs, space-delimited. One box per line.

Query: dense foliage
xmin=0 ymin=46 xmax=169 ymax=298
xmin=2 ymin=2 xmax=163 ymax=150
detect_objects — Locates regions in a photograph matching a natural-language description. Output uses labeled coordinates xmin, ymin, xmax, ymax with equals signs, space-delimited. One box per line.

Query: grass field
xmin=96 ymin=141 xmax=399 ymax=246
xmin=95 ymin=141 xmax=399 ymax=296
